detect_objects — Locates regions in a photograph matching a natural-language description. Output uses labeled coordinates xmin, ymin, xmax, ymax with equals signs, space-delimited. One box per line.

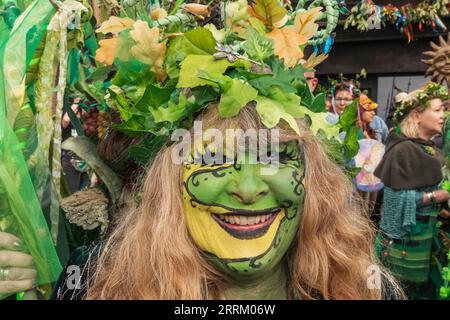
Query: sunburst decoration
xmin=422 ymin=33 xmax=450 ymax=87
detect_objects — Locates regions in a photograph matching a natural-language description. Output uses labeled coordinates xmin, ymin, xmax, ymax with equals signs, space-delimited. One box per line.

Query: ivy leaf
xmin=135 ymin=84 xmax=174 ymax=111
xmin=242 ymin=27 xmax=274 ymax=63
xmin=266 ymin=27 xmax=307 ymax=68
xmin=130 ymin=20 xmax=167 ymax=82
xmin=112 ymin=59 xmax=156 ymax=87
xmin=181 ymin=27 xmax=216 ymax=56
xmin=248 ymin=0 xmax=287 ymax=27
xmin=199 ymin=71 xmax=258 ymax=117
xmin=248 ymin=58 xmax=297 ymax=95
xmin=150 ymin=94 xmax=189 ymax=124
xmin=254 ymin=86 xmax=302 ymax=134
xmin=219 ymin=79 xmax=258 ymax=117
xmin=114 ymin=117 xmax=158 ymax=137
xmin=191 ymin=86 xmax=220 ymax=106
xmin=177 ymin=55 xmax=250 ymax=88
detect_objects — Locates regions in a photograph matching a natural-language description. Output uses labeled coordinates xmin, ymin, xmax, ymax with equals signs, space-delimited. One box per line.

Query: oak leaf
xmin=130 ymin=20 xmax=167 ymax=82
xmin=266 ymin=27 xmax=306 ymax=67
xmin=96 ymin=16 xmax=134 ymax=34
xmin=95 ymin=38 xmax=118 ymax=65
xmin=150 ymin=8 xmax=168 ymax=20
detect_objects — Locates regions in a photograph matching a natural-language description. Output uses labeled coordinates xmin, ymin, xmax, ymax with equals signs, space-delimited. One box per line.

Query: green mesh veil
xmin=0 ymin=0 xmax=62 ymax=286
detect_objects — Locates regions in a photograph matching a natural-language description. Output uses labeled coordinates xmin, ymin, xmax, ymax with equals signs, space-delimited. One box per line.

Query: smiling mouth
xmin=212 ymin=208 xmax=282 ymax=239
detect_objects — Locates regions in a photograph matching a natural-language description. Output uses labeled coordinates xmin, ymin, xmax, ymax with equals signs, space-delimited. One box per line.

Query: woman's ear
xmin=411 ymin=110 xmax=421 ymax=124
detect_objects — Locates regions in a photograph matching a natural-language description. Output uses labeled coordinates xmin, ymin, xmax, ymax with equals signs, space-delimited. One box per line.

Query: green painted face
xmin=182 ymin=141 xmax=305 ymax=279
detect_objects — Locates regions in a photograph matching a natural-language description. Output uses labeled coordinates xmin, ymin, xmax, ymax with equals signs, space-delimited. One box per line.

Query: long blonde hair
xmin=85 ymin=104 xmax=402 ymax=300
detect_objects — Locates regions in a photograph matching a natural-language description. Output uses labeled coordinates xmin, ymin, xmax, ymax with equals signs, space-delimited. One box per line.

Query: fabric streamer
xmin=46 ymin=0 xmax=88 ymax=243
xmin=0 ymin=94 xmax=62 ymax=287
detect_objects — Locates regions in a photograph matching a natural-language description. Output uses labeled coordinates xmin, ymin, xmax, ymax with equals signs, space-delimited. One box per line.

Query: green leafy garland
xmin=344 ymin=0 xmax=449 ymax=40
xmin=392 ymin=82 xmax=448 ymax=124
xmin=80 ymin=0 xmax=357 ymax=167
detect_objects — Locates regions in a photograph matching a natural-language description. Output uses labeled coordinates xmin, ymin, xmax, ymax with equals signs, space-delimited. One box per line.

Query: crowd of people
xmin=307 ymin=70 xmax=450 ymax=300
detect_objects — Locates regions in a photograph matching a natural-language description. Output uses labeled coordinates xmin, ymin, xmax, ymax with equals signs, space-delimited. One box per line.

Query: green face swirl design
xmin=182 ymin=141 xmax=305 ymax=279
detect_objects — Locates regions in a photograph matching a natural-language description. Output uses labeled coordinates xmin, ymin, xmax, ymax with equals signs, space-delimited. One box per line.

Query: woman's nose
xmin=228 ymin=164 xmax=269 ymax=204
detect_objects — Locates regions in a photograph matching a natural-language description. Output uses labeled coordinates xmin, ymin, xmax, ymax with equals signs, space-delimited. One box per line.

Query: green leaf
xmin=197 ymin=70 xmax=231 ymax=90
xmin=135 ymin=84 xmax=174 ymax=111
xmin=338 ymin=100 xmax=357 ymax=131
xmin=112 ymin=58 xmax=156 ymax=87
xmin=242 ymin=27 xmax=274 ymax=63
xmin=67 ymin=49 xmax=81 ymax=86
xmin=300 ymin=108 xmax=340 ymax=138
xmin=289 ymin=62 xmax=310 ymax=83
xmin=254 ymin=87 xmax=302 ymax=134
xmin=177 ymin=55 xmax=250 ymax=88
xmin=191 ymin=86 xmax=220 ymax=106
xmin=249 ymin=58 xmax=298 ymax=95
xmin=219 ymin=78 xmax=258 ymax=117
xmin=199 ymin=71 xmax=258 ymax=118
xmin=128 ymin=135 xmax=169 ymax=166
xmin=107 ymin=85 xmax=133 ymax=121
xmin=164 ymin=36 xmax=185 ymax=80
xmin=310 ymin=92 xmax=327 ymax=113
xmin=181 ymin=27 xmax=217 ymax=56
xmin=342 ymin=126 xmax=359 ymax=159
xmin=114 ymin=117 xmax=158 ymax=137
xmin=86 ymin=65 xmax=113 ymax=82
xmin=150 ymin=94 xmax=189 ymax=123
xmin=249 ymin=17 xmax=267 ymax=34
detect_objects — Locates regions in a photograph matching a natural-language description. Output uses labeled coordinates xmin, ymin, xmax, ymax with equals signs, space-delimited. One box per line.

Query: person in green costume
xmin=51 ymin=103 xmax=402 ymax=300
xmin=375 ymin=82 xmax=449 ymax=299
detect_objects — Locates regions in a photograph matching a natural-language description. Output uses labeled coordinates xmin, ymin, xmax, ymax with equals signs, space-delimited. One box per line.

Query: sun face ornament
xmin=422 ymin=33 xmax=450 ymax=87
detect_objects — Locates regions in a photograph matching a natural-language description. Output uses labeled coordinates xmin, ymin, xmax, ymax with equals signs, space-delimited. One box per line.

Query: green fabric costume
xmin=375 ymin=132 xmax=448 ymax=299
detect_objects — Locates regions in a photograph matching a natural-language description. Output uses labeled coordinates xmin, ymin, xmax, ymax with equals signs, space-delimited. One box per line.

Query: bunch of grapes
xmin=83 ymin=107 xmax=99 ymax=137
xmin=97 ymin=110 xmax=110 ymax=141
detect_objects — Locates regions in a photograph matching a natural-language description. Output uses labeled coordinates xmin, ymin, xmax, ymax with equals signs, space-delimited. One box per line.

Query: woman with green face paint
xmin=52 ymin=104 xmax=402 ymax=300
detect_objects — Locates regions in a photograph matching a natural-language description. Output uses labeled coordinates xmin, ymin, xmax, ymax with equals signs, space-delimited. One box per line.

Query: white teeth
xmin=216 ymin=212 xmax=277 ymax=226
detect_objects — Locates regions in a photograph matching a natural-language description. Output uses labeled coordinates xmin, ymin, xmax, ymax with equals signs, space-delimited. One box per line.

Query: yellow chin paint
xmin=182 ymin=190 xmax=285 ymax=260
